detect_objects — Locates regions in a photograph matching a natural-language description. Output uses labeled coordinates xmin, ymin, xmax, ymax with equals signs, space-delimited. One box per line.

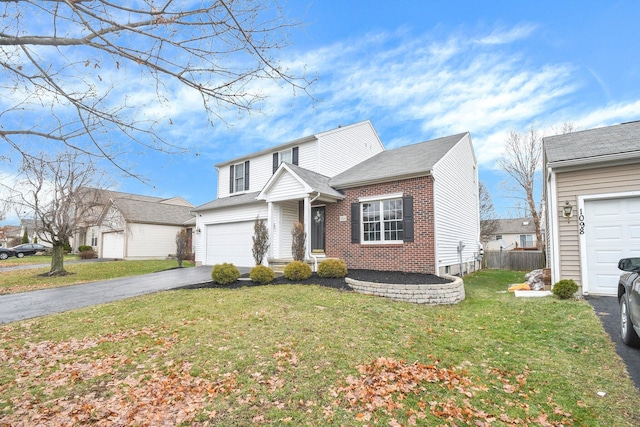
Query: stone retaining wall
xmin=345 ymin=275 xmax=464 ymax=305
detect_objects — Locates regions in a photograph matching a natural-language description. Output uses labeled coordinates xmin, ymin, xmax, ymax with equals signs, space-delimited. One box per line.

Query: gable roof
xmin=329 ymin=132 xmax=468 ymax=188
xmin=257 ymin=163 xmax=344 ymax=202
xmin=544 ymin=120 xmax=640 ymax=167
xmin=90 ymin=189 xmax=194 ymax=226
xmin=192 ymin=191 xmax=262 ymax=212
xmin=484 ymin=218 xmax=537 ymax=234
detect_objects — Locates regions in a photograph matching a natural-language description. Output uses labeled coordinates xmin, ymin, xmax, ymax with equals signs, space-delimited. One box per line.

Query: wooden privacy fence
xmin=483 ymin=250 xmax=545 ymax=271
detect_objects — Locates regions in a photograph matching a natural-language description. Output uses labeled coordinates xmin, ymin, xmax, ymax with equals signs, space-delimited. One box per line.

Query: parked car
xmin=0 ymin=247 xmax=16 ymax=260
xmin=11 ymin=243 xmax=47 ymax=258
xmin=618 ymin=258 xmax=640 ymax=347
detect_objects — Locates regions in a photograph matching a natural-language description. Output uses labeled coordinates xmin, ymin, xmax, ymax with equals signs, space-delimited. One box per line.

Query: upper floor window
xmin=229 ymin=160 xmax=250 ymax=194
xmin=272 ymin=146 xmax=299 ymax=173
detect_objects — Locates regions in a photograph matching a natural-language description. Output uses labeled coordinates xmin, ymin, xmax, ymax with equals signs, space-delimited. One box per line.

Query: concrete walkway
xmin=0 ymin=265 xmax=215 ymax=324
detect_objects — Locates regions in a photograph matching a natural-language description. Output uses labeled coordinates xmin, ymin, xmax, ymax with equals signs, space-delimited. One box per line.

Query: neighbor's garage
xmin=584 ymin=196 xmax=640 ymax=295
xmin=102 ymin=231 xmax=124 ymax=259
xmin=205 ymin=221 xmax=254 ymax=267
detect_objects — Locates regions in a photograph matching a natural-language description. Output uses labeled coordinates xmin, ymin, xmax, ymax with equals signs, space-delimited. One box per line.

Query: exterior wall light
xmin=562 ymin=201 xmax=574 ymax=222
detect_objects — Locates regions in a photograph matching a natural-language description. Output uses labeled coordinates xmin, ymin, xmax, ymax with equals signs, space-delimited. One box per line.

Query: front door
xmin=311 ymin=206 xmax=325 ymax=253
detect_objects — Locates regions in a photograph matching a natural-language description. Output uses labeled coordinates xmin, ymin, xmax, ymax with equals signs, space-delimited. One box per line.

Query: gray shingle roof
xmin=485 ymin=218 xmax=537 ymax=234
xmin=283 ymin=163 xmax=344 ymax=199
xmin=96 ymin=189 xmax=195 ymax=226
xmin=192 ymin=192 xmax=262 ymax=211
xmin=544 ymin=120 xmax=640 ymax=165
xmin=329 ymin=132 xmax=468 ymax=188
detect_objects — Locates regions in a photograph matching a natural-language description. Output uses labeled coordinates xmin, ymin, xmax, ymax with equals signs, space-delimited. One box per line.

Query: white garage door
xmin=205 ymin=222 xmax=254 ymax=267
xmin=585 ymin=197 xmax=640 ymax=295
xmin=102 ymin=231 xmax=124 ymax=259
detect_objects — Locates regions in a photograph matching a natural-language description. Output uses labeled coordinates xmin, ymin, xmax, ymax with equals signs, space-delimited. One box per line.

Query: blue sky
xmin=3 ymin=0 xmax=640 ymax=223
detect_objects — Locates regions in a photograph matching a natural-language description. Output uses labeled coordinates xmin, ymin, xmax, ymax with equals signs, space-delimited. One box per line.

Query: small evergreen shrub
xmin=284 ymin=260 xmax=312 ymax=281
xmin=552 ymin=279 xmax=579 ymax=299
xmin=78 ymin=245 xmax=93 ymax=252
xmin=318 ymin=259 xmax=348 ymax=278
xmin=211 ymin=263 xmax=240 ymax=285
xmin=249 ymin=265 xmax=275 ymax=285
xmin=78 ymin=250 xmax=97 ymax=259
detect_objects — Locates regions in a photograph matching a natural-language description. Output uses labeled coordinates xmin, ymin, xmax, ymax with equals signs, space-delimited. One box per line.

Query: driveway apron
xmin=0 ymin=265 xmax=215 ymax=324
xmin=588 ymin=296 xmax=640 ymax=391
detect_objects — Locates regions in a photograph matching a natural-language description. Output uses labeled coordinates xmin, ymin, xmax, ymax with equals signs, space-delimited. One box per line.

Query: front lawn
xmin=0 ymin=269 xmax=638 ymax=425
xmin=0 ymin=259 xmax=193 ymax=294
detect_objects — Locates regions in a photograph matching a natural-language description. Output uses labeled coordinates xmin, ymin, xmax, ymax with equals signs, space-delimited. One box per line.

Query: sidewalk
xmin=0 ymin=265 xmax=214 ymax=324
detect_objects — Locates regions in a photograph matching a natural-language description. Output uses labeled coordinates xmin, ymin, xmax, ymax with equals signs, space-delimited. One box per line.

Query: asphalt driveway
xmin=0 ymin=265 xmax=216 ymax=324
xmin=588 ymin=296 xmax=640 ymax=391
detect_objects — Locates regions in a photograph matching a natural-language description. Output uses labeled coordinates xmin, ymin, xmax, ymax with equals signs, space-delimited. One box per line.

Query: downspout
xmin=309 ymin=192 xmax=321 ymax=272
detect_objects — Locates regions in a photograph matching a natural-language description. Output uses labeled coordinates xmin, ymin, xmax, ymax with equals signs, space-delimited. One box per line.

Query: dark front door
xmin=311 ymin=206 xmax=325 ymax=253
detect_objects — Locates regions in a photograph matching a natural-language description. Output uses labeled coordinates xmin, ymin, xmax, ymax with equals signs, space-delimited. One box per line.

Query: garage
xmin=205 ymin=221 xmax=255 ymax=267
xmin=102 ymin=231 xmax=124 ymax=259
xmin=585 ymin=196 xmax=640 ymax=295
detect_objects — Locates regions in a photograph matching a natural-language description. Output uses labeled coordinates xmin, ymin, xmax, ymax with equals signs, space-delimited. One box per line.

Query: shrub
xmin=284 ymin=260 xmax=312 ymax=281
xmin=318 ymin=259 xmax=348 ymax=278
xmin=175 ymin=229 xmax=189 ymax=268
xmin=211 ymin=263 xmax=240 ymax=285
xmin=252 ymin=217 xmax=270 ymax=265
xmin=78 ymin=250 xmax=97 ymax=259
xmin=552 ymin=279 xmax=579 ymax=299
xmin=78 ymin=245 xmax=93 ymax=253
xmin=250 ymin=265 xmax=275 ymax=285
xmin=291 ymin=222 xmax=306 ymax=261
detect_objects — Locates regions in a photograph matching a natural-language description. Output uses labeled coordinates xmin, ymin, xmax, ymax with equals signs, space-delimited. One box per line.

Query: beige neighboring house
xmin=75 ymin=190 xmax=195 ymax=260
xmin=482 ymin=218 xmax=538 ymax=251
xmin=0 ymin=225 xmax=21 ymax=248
xmin=19 ymin=219 xmax=53 ymax=248
xmin=544 ymin=120 xmax=640 ymax=296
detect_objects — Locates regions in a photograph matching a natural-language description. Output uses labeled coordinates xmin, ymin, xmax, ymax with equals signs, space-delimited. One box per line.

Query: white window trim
xmin=233 ymin=162 xmax=245 ymax=193
xmin=360 ymin=197 xmax=404 ymax=245
xmin=359 ymin=192 xmax=403 ymax=203
xmin=279 ymin=149 xmax=292 ymax=165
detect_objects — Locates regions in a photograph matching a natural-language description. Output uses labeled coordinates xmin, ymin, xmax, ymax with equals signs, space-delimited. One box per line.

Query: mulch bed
xmin=182 ymin=269 xmax=451 ymax=291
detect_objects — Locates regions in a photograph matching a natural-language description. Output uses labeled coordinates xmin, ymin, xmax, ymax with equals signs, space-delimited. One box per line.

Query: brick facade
xmin=324 ymin=176 xmax=436 ymax=274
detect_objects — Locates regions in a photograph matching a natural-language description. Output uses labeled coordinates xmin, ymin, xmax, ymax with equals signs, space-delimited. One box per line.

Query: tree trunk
xmin=49 ymin=244 xmax=67 ymax=276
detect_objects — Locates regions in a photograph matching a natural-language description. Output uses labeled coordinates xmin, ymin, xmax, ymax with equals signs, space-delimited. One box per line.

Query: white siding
xmin=276 ymin=201 xmax=299 ymax=259
xmin=125 ymin=223 xmax=185 ymax=260
xmin=317 ymin=121 xmax=385 ymax=177
xmin=269 ymin=171 xmax=306 ymax=200
xmin=432 ymin=134 xmax=480 ymax=275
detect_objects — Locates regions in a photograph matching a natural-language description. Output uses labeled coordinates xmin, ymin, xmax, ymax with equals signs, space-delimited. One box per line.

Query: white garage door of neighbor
xmin=102 ymin=231 xmax=125 ymax=259
xmin=585 ymin=197 xmax=640 ymax=295
xmin=205 ymin=222 xmax=255 ymax=267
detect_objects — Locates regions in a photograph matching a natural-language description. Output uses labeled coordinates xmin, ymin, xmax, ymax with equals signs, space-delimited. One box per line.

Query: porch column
xmin=303 ymin=196 xmax=311 ymax=260
xmin=267 ymin=201 xmax=274 ymax=263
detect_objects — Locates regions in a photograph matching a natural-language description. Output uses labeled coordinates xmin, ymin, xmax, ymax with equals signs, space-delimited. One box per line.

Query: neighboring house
xmin=193 ymin=120 xmax=481 ymax=276
xmin=482 ymin=218 xmax=539 ymax=251
xmin=74 ymin=190 xmax=195 ymax=260
xmin=0 ymin=225 xmax=21 ymax=248
xmin=544 ymin=120 xmax=640 ymax=296
xmin=19 ymin=219 xmax=53 ymax=247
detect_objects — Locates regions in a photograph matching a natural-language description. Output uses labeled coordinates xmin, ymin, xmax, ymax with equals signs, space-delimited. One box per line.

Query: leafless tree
xmin=479 ymin=181 xmax=499 ymax=246
xmin=175 ymin=229 xmax=189 ymax=268
xmin=252 ymin=217 xmax=269 ymax=265
xmin=6 ymin=151 xmax=107 ymax=275
xmin=291 ymin=221 xmax=306 ymax=261
xmin=0 ymin=1 xmax=312 ymax=175
xmin=498 ymin=126 xmax=543 ymax=248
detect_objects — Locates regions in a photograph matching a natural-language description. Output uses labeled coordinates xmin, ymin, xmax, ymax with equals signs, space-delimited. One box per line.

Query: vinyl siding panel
xmin=317 ymin=121 xmax=384 ymax=177
xmin=554 ymin=163 xmax=640 ymax=285
xmin=432 ymin=134 xmax=480 ymax=275
xmin=277 ymin=201 xmax=299 ymax=259
xmin=125 ymin=223 xmax=185 ymax=259
xmin=268 ymin=172 xmax=306 ymax=200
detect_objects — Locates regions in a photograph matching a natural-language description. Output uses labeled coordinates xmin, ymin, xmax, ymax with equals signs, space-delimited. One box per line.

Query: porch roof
xmin=257 ymin=163 xmax=344 ymax=202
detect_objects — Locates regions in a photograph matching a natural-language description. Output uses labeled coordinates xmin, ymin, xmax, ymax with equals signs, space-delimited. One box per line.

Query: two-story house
xmin=193 ymin=120 xmax=481 ymax=276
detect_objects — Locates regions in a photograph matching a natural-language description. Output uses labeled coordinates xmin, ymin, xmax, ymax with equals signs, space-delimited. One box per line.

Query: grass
xmin=0 ymin=269 xmax=638 ymax=426
xmin=0 ymin=259 xmax=194 ymax=294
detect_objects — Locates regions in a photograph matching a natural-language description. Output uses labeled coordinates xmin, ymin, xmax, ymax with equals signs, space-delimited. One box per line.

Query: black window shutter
xmin=272 ymin=153 xmax=279 ymax=174
xmin=244 ymin=160 xmax=250 ymax=191
xmin=351 ymin=202 xmax=360 ymax=243
xmin=292 ymin=147 xmax=299 ymax=165
xmin=229 ymin=164 xmax=234 ymax=194
xmin=403 ymin=195 xmax=414 ymax=242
